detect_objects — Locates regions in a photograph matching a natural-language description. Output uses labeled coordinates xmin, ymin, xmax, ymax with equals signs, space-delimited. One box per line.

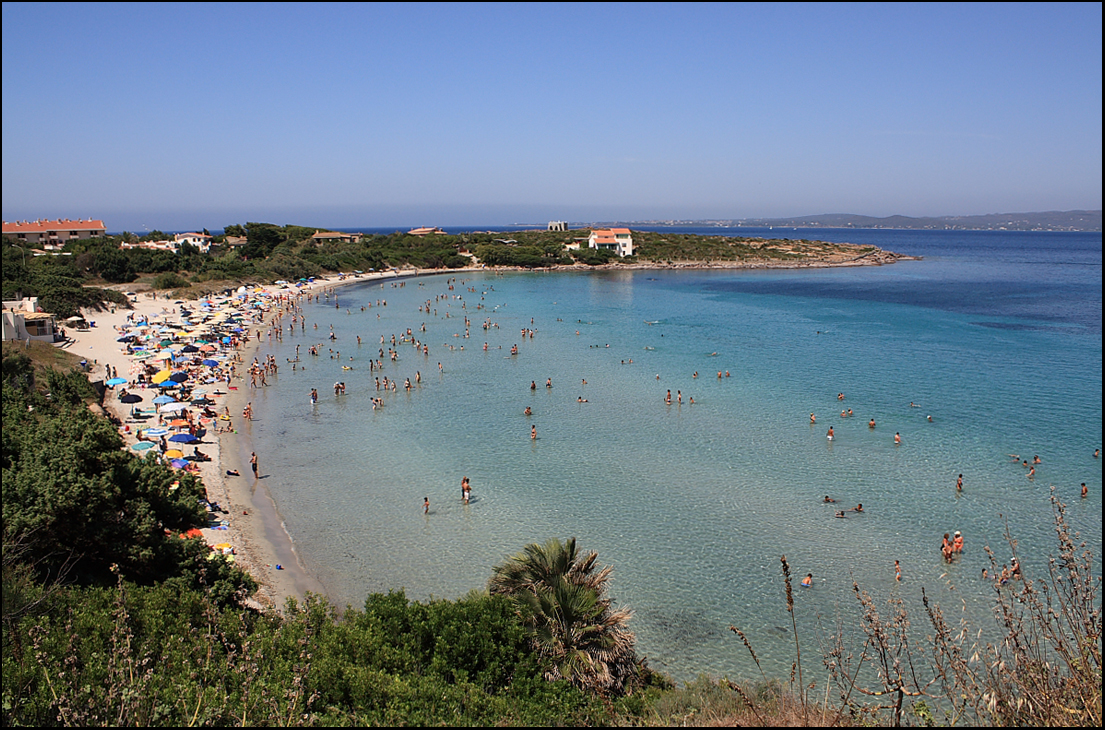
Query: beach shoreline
xmin=64 ymin=252 xmax=913 ymax=613
xmin=68 ymin=271 xmax=402 ymax=613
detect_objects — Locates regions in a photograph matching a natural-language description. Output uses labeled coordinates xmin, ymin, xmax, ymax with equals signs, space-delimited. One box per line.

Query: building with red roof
xmin=3 ymin=218 xmax=106 ymax=247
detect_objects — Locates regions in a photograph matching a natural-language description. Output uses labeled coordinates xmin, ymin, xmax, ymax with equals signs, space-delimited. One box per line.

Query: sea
xmin=237 ymin=227 xmax=1101 ymax=683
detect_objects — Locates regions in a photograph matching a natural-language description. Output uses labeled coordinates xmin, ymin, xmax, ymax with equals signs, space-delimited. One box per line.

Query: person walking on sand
xmin=250 ymin=452 xmax=258 ymax=479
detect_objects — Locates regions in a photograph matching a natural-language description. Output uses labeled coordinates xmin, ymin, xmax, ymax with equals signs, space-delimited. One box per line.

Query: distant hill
xmin=620 ymin=210 xmax=1101 ymax=232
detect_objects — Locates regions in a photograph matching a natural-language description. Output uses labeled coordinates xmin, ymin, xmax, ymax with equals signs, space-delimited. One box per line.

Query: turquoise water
xmin=242 ymin=229 xmax=1101 ymax=682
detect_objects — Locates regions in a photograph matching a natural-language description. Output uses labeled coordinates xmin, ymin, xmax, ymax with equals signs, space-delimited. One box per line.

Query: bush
xmin=152 ymin=272 xmax=189 ymax=290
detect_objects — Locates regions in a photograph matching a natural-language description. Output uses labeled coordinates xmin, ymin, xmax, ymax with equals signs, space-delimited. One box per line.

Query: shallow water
xmin=243 ymin=229 xmax=1101 ymax=682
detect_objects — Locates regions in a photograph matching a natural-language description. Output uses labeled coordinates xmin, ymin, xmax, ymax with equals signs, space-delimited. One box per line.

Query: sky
xmin=3 ymin=2 xmax=1102 ymax=231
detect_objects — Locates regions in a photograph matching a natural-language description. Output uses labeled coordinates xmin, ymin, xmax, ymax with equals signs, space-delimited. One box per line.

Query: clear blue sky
xmin=3 ymin=2 xmax=1101 ymax=230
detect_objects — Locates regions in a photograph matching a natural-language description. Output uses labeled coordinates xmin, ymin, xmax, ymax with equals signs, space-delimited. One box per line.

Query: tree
xmin=489 ymin=538 xmax=640 ymax=695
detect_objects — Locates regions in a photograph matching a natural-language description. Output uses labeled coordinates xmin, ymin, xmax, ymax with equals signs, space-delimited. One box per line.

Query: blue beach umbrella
xmin=131 ymin=442 xmax=156 ymax=451
xmin=169 ymin=372 xmax=189 ymax=383
xmin=168 ymin=433 xmax=198 ymax=444
xmin=170 ymin=458 xmax=189 ymax=469
xmin=106 ymin=377 xmax=128 ymax=386
xmin=202 ymin=359 xmax=220 ymax=367
xmin=144 ymin=427 xmax=169 ymax=437
xmin=153 ymin=395 xmax=177 ymax=405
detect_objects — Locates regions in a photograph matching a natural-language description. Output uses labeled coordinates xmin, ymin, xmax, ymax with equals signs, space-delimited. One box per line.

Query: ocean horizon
xmin=236 ymin=228 xmax=1101 ymax=683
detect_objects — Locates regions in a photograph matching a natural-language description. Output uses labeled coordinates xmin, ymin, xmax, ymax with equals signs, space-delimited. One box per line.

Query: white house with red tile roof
xmin=587 ymin=227 xmax=635 ymax=257
xmin=3 ymin=218 xmax=106 ymax=247
xmin=174 ymin=232 xmax=213 ymax=252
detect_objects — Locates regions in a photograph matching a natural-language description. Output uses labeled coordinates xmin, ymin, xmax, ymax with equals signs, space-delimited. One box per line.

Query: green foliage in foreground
xmin=2 ymin=353 xmax=254 ymax=603
xmin=2 ymin=580 xmax=644 ymax=726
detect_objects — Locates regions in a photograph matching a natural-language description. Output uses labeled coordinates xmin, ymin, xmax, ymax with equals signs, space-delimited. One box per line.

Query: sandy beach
xmin=67 ymin=271 xmax=408 ymax=611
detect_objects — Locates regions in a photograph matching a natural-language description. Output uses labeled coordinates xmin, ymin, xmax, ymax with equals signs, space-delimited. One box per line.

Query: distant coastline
xmin=586 ymin=209 xmax=1102 ymax=233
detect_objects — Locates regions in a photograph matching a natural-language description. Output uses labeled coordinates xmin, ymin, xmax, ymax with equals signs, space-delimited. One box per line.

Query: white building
xmin=2 ymin=297 xmax=61 ymax=342
xmin=587 ymin=228 xmax=635 ymax=257
xmin=174 ymin=232 xmax=213 ymax=252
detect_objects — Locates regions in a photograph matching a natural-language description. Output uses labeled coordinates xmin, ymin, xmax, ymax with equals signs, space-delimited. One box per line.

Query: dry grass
xmin=1 ymin=338 xmax=84 ymax=373
xmin=697 ymin=494 xmax=1101 ymax=727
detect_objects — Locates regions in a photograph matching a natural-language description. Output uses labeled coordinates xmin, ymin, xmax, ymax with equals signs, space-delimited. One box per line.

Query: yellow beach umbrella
xmin=164 ymin=449 xmax=184 ymax=459
xmin=152 ymin=369 xmax=172 ymax=384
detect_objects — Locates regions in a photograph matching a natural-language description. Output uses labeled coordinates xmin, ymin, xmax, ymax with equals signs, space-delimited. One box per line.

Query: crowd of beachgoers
xmin=67 ymin=273 xmax=403 ymax=608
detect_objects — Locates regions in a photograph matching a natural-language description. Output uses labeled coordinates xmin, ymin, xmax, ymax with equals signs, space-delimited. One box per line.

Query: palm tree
xmin=489 ymin=538 xmax=639 ymax=694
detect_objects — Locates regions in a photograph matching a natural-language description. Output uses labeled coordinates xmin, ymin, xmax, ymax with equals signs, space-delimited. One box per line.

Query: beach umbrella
xmin=181 ymin=344 xmax=200 ymax=353
xmin=144 ymin=427 xmax=169 ymax=437
xmin=131 ymin=442 xmax=156 ymax=451
xmin=106 ymin=377 xmax=128 ymax=386
xmin=169 ymin=371 xmax=189 ymax=383
xmin=168 ymin=433 xmax=198 ymax=444
xmin=170 ymin=458 xmax=189 ymax=469
xmin=120 ymin=393 xmax=144 ymax=404
xmin=153 ymin=395 xmax=177 ymax=405
xmin=152 ymin=369 xmax=171 ymax=384
xmin=159 ymin=402 xmax=188 ymax=413
xmin=117 ymin=335 xmax=136 ymax=342
xmin=202 ymin=359 xmax=220 ymax=367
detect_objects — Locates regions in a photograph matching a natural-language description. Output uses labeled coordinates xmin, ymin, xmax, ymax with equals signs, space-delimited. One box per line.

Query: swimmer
xmin=834 ymin=510 xmax=846 ymax=518
xmin=531 ymin=425 xmax=537 ymax=440
xmin=853 ymin=503 xmax=863 ymax=513
xmin=953 ymin=531 xmax=963 ymax=553
xmin=824 ymin=496 xmax=836 ymax=503
xmin=524 ymin=406 xmax=532 ymax=416
xmin=838 ymin=393 xmax=844 ymax=400
xmin=1033 ymin=455 xmax=1041 ymax=464
xmin=423 ymin=497 xmax=429 ymax=515
xmin=956 ymin=474 xmax=963 ymax=491
xmin=810 ymin=413 xmax=816 ymax=424
xmin=895 ymin=560 xmax=902 ymax=582
xmin=1095 ymin=449 xmax=1100 ymax=458
xmin=801 ymin=573 xmax=813 ymax=587
xmin=1082 ymin=483 xmax=1088 ymax=498
xmin=927 ymin=415 xmax=933 ymax=422
xmin=869 ymin=418 xmax=876 ymax=428
xmin=577 ymin=396 xmax=588 ymax=403
xmin=827 ymin=426 xmax=834 ymax=440
xmin=847 ymin=409 xmax=853 ymax=417
xmin=894 ymin=432 xmax=901 ymax=444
